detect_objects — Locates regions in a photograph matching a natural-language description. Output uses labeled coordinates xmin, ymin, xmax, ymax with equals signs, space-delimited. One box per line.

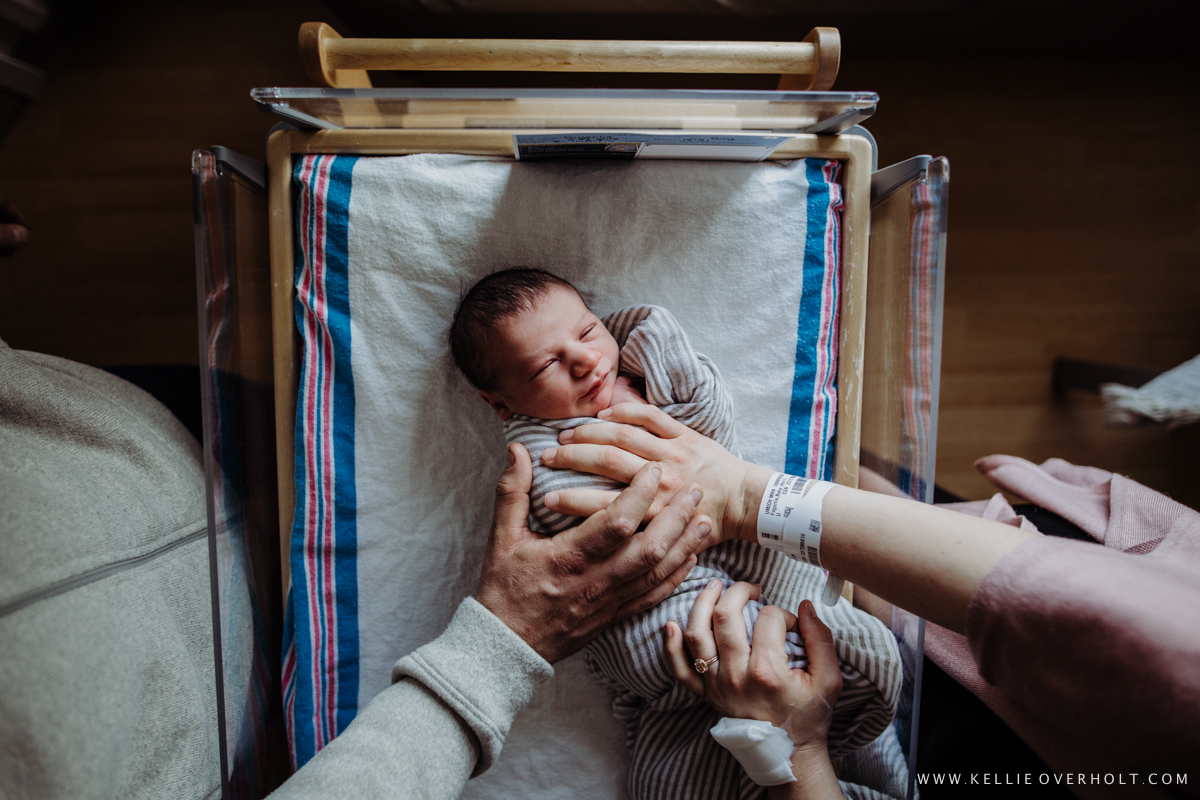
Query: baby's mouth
xmin=582 ymin=373 xmax=608 ymax=401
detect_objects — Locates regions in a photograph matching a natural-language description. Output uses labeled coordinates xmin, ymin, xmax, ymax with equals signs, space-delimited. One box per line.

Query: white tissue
xmin=709 ymin=717 xmax=797 ymax=786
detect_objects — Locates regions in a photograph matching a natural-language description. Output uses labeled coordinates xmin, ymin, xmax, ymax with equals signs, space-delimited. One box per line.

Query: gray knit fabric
xmin=503 ymin=307 xmax=902 ymax=800
xmin=271 ymin=597 xmax=554 ymax=800
xmin=0 ymin=340 xmax=219 ymax=800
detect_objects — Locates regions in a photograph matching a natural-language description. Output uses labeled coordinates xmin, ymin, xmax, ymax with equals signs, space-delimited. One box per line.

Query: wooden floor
xmin=1 ymin=2 xmax=1196 ymax=506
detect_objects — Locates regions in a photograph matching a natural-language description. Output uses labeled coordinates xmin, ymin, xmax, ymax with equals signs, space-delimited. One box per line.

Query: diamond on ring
xmin=693 ymin=655 xmax=718 ymax=674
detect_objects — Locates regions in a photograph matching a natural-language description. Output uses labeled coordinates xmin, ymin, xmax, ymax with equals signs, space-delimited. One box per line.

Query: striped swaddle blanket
xmin=505 ymin=305 xmax=901 ymax=800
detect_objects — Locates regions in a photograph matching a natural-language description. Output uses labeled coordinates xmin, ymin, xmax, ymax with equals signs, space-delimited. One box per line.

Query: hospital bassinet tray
xmin=194 ymin=26 xmax=947 ymax=800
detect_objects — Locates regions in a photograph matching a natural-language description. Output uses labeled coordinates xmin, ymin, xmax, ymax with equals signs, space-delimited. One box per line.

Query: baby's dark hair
xmin=450 ymin=267 xmax=580 ymax=391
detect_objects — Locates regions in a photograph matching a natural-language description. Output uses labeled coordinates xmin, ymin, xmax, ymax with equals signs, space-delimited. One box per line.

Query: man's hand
xmin=539 ymin=403 xmax=770 ymax=547
xmin=0 ymin=193 xmax=30 ymax=257
xmin=475 ymin=442 xmax=712 ymax=664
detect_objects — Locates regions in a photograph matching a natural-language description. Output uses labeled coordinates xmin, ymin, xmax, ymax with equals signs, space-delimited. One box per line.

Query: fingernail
xmin=598 ymin=408 xmax=612 ymax=419
xmin=665 ymin=623 xmax=674 ymax=639
xmin=802 ymin=600 xmax=815 ymax=618
xmin=649 ymin=466 xmax=661 ymax=484
xmin=543 ymin=448 xmax=556 ymax=463
xmin=697 ymin=522 xmax=711 ymax=539
xmin=559 ymin=428 xmax=574 ymax=442
xmin=507 ymin=447 xmax=515 ymax=467
xmin=546 ymin=491 xmax=559 ymax=508
xmin=691 ymin=488 xmax=703 ymax=507
xmin=707 ymin=579 xmax=722 ymax=591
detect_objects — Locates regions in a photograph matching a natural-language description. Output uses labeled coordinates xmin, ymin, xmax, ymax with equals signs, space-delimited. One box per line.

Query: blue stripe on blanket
xmin=286 ymin=154 xmax=361 ymax=768
xmin=785 ymin=159 xmax=841 ymax=481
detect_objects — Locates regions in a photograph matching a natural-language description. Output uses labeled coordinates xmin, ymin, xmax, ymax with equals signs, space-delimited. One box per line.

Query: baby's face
xmin=477 ymin=286 xmax=620 ymax=421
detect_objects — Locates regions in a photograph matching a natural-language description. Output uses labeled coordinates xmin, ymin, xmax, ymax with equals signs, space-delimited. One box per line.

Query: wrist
xmin=732 ymin=463 xmax=774 ymax=544
xmin=789 ymin=740 xmax=843 ymax=798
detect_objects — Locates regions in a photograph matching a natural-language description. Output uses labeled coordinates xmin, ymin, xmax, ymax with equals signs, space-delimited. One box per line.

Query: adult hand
xmin=540 ymin=403 xmax=770 ymax=546
xmin=664 ymin=582 xmax=845 ymax=799
xmin=0 ymin=193 xmax=31 ymax=256
xmin=664 ymin=582 xmax=841 ymax=742
xmin=475 ymin=442 xmax=712 ymax=664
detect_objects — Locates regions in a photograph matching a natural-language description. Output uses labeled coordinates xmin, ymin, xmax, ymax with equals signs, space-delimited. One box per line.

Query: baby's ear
xmin=478 ymin=390 xmax=513 ymax=421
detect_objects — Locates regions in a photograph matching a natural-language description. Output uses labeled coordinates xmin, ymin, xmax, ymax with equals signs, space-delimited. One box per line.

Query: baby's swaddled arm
xmin=605 ymin=305 xmax=736 ymax=452
xmin=506 ymin=416 xmax=625 ymax=535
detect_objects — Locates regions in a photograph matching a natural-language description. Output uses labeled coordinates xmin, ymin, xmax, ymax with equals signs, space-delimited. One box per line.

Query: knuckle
xmin=579 ymin=578 xmax=607 ymax=607
xmin=600 ymin=449 xmax=624 ymax=473
xmin=608 ymin=514 xmax=637 ymax=540
xmin=683 ymin=629 xmax=705 ymax=652
xmin=642 ymin=539 xmax=669 ymax=568
xmin=746 ymin=660 xmax=777 ymax=687
xmin=758 ymin=606 xmax=783 ymax=626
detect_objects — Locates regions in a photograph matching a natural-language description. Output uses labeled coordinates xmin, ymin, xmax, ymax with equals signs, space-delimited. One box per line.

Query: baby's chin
xmin=589 ymin=381 xmax=617 ymax=417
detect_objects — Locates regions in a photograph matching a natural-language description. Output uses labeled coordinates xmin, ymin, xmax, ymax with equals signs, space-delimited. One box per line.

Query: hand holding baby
xmin=664 ymin=582 xmax=847 ymax=799
xmin=475 ymin=441 xmax=711 ymax=664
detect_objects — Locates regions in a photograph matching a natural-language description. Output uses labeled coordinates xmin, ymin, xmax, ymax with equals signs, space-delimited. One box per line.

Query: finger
xmin=491 ymin=443 xmax=533 ymax=544
xmin=559 ymin=415 xmax=676 ymax=460
xmin=597 ymin=403 xmax=692 ymax=440
xmin=796 ymin=600 xmax=843 ymax=704
xmin=0 ymin=223 xmax=30 ymax=251
xmin=605 ymin=484 xmax=702 ymax=603
xmin=557 ymin=462 xmax=659 ymax=562
xmin=684 ymin=578 xmax=725 ymax=661
xmin=543 ymin=442 xmax=648 ymax=484
xmin=664 ymin=619 xmax=705 ymax=695
xmin=712 ymin=582 xmax=760 ymax=675
xmin=544 ymin=488 xmax=619 ymax=517
xmin=611 ymin=511 xmax=710 ymax=606
xmin=615 ymin=553 xmax=697 ymax=619
xmin=748 ymin=605 xmax=792 ymax=674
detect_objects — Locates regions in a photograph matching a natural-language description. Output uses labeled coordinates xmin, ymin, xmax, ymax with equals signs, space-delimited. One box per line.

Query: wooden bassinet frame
xmin=267 ymin=28 xmax=872 ymax=598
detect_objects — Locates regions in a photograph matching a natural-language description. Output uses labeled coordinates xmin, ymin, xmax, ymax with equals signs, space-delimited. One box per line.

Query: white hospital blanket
xmin=287 ymin=153 xmax=846 ymax=798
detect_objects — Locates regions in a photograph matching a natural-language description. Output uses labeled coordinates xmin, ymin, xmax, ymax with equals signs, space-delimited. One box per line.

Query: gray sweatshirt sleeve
xmin=270 ymin=598 xmax=553 ymax=800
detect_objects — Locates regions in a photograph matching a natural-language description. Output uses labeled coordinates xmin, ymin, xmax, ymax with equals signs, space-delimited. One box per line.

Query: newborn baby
xmin=450 ymin=268 xmax=901 ymax=800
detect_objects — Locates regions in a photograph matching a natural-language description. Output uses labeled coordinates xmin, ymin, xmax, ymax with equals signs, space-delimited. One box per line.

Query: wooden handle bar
xmin=300 ymin=22 xmax=839 ymax=91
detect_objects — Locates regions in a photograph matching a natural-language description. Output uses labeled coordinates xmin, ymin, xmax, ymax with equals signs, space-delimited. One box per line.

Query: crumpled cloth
xmin=925 ymin=455 xmax=1200 ymax=799
xmin=1101 ymin=353 xmax=1200 ymax=428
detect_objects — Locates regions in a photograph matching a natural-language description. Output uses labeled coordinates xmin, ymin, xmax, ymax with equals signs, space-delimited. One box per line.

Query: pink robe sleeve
xmin=921 ymin=457 xmax=1200 ymax=786
xmin=966 ymin=529 xmax=1200 ymax=777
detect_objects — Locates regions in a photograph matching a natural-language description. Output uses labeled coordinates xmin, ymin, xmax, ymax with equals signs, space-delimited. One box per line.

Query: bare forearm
xmin=732 ymin=471 xmax=1036 ymax=634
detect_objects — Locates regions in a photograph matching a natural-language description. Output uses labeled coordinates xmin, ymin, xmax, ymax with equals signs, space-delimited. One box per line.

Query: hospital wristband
xmin=756 ymin=473 xmax=845 ymax=605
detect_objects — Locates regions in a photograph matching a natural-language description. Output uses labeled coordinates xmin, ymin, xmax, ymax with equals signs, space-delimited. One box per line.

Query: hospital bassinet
xmin=193 ymin=25 xmax=948 ymax=800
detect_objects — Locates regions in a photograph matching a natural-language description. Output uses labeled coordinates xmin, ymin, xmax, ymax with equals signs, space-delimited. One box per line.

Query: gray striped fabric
xmin=504 ymin=306 xmax=902 ymax=800
xmin=840 ymin=723 xmax=912 ymax=800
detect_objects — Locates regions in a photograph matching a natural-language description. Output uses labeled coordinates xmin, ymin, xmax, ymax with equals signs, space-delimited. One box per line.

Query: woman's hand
xmin=663 ymin=581 xmax=846 ymax=799
xmin=664 ymin=582 xmax=842 ymax=741
xmin=540 ymin=403 xmax=771 ymax=546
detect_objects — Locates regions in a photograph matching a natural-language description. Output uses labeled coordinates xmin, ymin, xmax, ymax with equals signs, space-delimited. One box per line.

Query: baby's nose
xmin=572 ymin=347 xmax=601 ymax=377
